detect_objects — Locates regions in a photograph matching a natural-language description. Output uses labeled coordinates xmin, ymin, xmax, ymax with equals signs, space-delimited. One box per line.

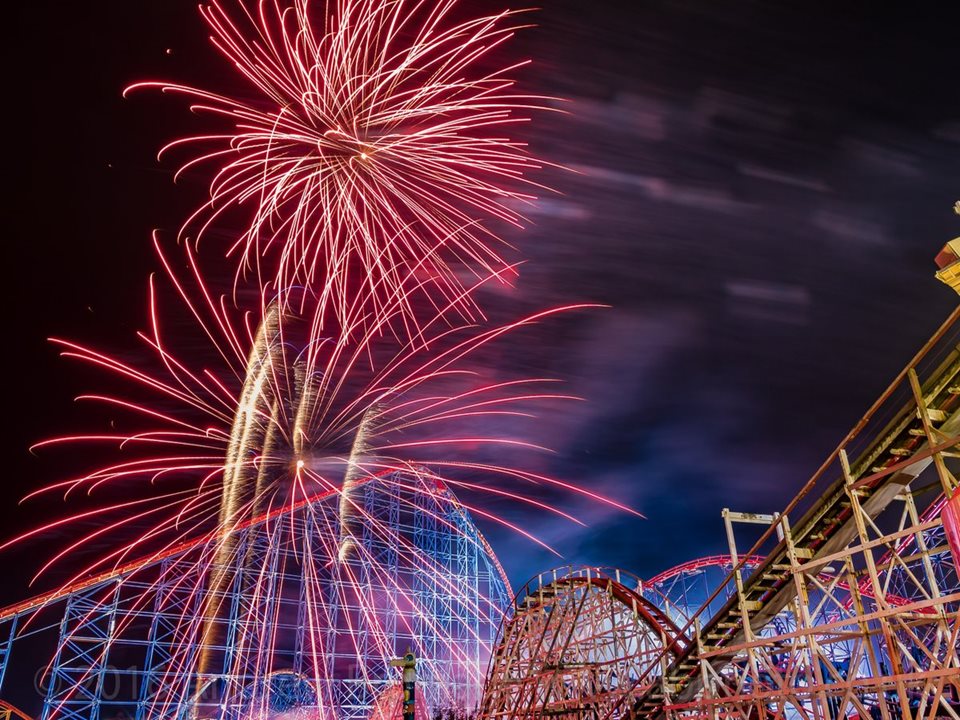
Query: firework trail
xmin=18 ymin=238 xmax=613 ymax=580
xmin=11 ymin=238 xmax=624 ymax=715
xmin=127 ymin=0 xmax=553 ymax=337
xmin=8 ymin=2 xmax=620 ymax=716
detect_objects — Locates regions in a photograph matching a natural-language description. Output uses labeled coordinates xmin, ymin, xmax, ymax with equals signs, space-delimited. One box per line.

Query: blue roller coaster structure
xmin=0 ymin=473 xmax=512 ymax=720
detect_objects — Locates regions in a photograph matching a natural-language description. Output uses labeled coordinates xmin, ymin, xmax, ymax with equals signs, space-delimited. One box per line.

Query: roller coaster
xmin=2 ymin=252 xmax=958 ymax=720
xmin=0 ymin=473 xmax=511 ymax=720
xmin=479 ymin=258 xmax=960 ymax=720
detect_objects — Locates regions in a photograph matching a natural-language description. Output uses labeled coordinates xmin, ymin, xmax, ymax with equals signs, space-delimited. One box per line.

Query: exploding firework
xmin=9 ymin=239 xmax=622 ymax=718
xmin=127 ymin=0 xmax=551 ymax=335
xmin=13 ymin=236 xmax=622 ymax=599
xmin=9 ymin=3 xmax=610 ymax=717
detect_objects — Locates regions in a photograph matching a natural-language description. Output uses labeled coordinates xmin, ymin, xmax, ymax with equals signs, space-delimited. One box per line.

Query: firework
xmin=126 ymin=0 xmax=552 ymax=335
xmin=13 ymin=235 xmax=625 ymax=647
xmin=11 ymin=239 xmax=621 ymax=717
xmin=17 ymin=240 xmax=611 ymax=581
xmin=8 ymin=3 xmax=613 ymax=717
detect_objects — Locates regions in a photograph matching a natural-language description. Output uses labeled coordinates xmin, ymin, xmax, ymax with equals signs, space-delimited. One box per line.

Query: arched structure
xmin=0 ymin=702 xmax=34 ymax=720
xmin=643 ymin=554 xmax=922 ymax=630
xmin=0 ymin=474 xmax=512 ymax=720
xmin=643 ymin=556 xmax=764 ymax=627
xmin=476 ymin=307 xmax=960 ymax=720
xmin=479 ymin=567 xmax=688 ymax=720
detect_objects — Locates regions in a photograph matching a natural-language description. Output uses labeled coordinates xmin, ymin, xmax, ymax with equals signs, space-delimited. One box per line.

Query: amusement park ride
xmin=479 ymin=238 xmax=960 ymax=720
xmin=1 ymin=244 xmax=958 ymax=720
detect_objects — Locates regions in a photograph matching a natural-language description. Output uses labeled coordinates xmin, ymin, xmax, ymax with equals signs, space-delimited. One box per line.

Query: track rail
xmin=628 ymin=306 xmax=960 ymax=720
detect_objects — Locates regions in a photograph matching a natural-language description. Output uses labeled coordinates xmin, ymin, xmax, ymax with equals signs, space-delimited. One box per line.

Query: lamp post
xmin=390 ymin=649 xmax=417 ymax=720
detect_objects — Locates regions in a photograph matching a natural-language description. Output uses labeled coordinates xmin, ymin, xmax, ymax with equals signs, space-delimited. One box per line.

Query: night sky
xmin=8 ymin=1 xmax=960 ymax=608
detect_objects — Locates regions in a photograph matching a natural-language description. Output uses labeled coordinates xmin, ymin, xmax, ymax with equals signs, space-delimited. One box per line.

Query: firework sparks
xmin=6 ymin=3 xmax=621 ymax=717
xmin=11 ymin=240 xmax=621 ymax=717
xmin=126 ymin=0 xmax=553 ymax=335
xmin=15 ymin=235 xmax=624 ymax=605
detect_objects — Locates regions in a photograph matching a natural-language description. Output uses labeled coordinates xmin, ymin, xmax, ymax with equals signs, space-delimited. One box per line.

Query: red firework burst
xmin=127 ymin=0 xmax=552 ymax=333
xmin=11 ymin=238 xmax=622 ymax=588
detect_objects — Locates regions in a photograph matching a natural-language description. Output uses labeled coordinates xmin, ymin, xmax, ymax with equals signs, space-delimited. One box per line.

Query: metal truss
xmin=0 ymin=473 xmax=511 ymax=720
xmin=879 ymin=496 xmax=958 ymax=611
xmin=656 ymin=484 xmax=960 ymax=720
xmin=479 ymin=567 xmax=688 ymax=720
xmin=626 ymin=307 xmax=960 ymax=720
xmin=644 ymin=557 xmax=765 ymax=627
xmin=477 ymin=306 xmax=959 ymax=720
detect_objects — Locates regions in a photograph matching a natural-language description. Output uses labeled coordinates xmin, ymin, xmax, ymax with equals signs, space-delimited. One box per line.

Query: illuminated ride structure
xmin=480 ymin=567 xmax=689 ymax=720
xmin=4 ymin=251 xmax=959 ymax=720
xmin=643 ymin=557 xmax=765 ymax=627
xmin=480 ymin=290 xmax=959 ymax=718
xmin=0 ymin=473 xmax=512 ymax=720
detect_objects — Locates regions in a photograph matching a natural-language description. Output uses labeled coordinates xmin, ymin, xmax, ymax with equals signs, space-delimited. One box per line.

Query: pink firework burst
xmin=11 ymin=237 xmax=624 ymax=590
xmin=127 ymin=0 xmax=552 ymax=332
